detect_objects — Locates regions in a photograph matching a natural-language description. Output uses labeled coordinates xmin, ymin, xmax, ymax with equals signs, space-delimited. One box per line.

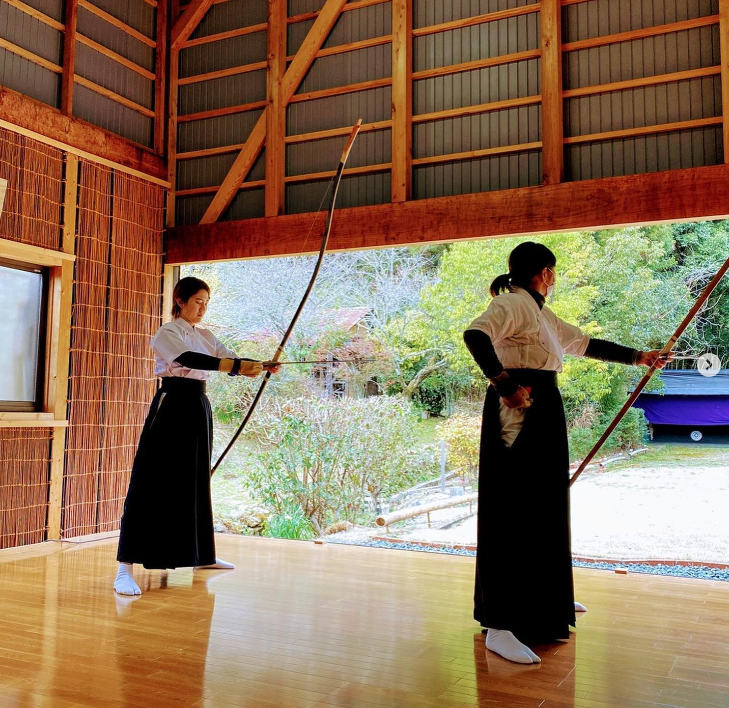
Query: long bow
xmin=212 ymin=119 xmax=363 ymax=473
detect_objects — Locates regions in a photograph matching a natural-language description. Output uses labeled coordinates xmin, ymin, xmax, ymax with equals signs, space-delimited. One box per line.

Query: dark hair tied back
xmin=171 ymin=276 xmax=210 ymax=318
xmin=489 ymin=241 xmax=556 ymax=297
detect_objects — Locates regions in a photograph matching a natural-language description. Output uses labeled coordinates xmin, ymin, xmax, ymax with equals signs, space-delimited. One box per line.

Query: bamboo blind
xmin=0 ymin=429 xmax=53 ymax=549
xmin=63 ymin=163 xmax=164 ymax=538
xmin=0 ymin=127 xmax=64 ymax=250
xmin=0 ymin=126 xmax=63 ymax=550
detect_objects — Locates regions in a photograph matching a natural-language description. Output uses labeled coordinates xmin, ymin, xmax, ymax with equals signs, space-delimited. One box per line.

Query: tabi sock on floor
xmin=196 ymin=558 xmax=236 ymax=570
xmin=114 ymin=563 xmax=141 ymax=596
xmin=486 ymin=629 xmax=542 ymax=664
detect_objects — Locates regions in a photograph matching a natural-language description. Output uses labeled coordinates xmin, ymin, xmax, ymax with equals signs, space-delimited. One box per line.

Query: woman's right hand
xmin=502 ymin=385 xmax=532 ymax=409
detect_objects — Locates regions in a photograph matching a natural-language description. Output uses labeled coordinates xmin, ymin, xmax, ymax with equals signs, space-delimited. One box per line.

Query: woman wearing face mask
xmin=463 ymin=241 xmax=668 ymax=664
xmin=114 ymin=276 xmax=281 ymax=596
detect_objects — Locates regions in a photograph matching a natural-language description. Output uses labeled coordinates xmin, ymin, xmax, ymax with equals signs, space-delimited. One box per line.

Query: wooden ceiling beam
xmin=171 ymin=0 xmax=214 ymax=50
xmin=167 ymin=164 xmax=729 ymax=263
xmin=200 ymin=0 xmax=349 ymax=224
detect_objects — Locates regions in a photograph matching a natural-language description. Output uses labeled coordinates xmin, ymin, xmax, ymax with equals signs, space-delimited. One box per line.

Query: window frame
xmin=0 ymin=257 xmax=50 ymax=413
xmin=0 ymin=237 xmax=74 ymax=428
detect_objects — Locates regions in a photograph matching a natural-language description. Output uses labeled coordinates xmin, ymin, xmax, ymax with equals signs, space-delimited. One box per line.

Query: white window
xmin=0 ymin=259 xmax=48 ymax=412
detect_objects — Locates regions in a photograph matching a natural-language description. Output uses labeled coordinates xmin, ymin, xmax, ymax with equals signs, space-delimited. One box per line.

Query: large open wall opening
xmin=180 ymin=221 xmax=729 ymax=567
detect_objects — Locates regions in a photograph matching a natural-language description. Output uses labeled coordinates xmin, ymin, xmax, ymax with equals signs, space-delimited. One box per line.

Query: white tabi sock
xmin=196 ymin=558 xmax=235 ymax=570
xmin=486 ymin=629 xmax=541 ymax=664
xmin=575 ymin=601 xmax=587 ymax=612
xmin=114 ymin=563 xmax=141 ymax=596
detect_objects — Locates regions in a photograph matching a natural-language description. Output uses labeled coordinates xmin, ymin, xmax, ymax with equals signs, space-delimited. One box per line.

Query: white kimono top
xmin=467 ymin=286 xmax=589 ymax=372
xmin=151 ymin=318 xmax=262 ymax=380
xmin=468 ymin=287 xmax=589 ymax=446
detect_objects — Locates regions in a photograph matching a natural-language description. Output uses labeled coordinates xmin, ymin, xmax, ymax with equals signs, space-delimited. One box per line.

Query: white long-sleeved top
xmin=467 ymin=286 xmax=589 ymax=373
xmin=468 ymin=287 xmax=589 ymax=447
xmin=151 ymin=318 xmax=262 ymax=380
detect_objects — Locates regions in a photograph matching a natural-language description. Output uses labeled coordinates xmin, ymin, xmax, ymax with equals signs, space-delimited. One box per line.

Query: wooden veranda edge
xmin=166 ymin=163 xmax=729 ymax=264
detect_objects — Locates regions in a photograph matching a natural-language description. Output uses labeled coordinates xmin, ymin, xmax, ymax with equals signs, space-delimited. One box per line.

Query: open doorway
xmin=182 ymin=220 xmax=729 ymax=567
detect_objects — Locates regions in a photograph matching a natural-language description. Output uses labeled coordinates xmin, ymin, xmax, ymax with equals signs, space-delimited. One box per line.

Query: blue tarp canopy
xmin=633 ymin=370 xmax=729 ymax=426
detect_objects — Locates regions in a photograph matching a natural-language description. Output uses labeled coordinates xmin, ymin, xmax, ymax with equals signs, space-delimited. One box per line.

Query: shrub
xmin=246 ymin=396 xmax=434 ymax=533
xmin=264 ymin=503 xmax=316 ymax=540
xmin=436 ymin=415 xmax=481 ymax=484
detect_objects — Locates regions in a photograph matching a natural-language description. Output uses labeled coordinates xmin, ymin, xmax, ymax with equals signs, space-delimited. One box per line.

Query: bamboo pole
xmin=376 ymin=493 xmax=478 ymax=527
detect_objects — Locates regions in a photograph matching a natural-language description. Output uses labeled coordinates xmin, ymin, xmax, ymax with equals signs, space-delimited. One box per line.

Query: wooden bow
xmin=212 ymin=119 xmax=363 ymax=473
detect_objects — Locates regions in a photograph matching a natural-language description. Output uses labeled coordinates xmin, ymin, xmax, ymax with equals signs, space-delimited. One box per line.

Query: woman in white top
xmin=464 ymin=242 xmax=669 ymax=664
xmin=114 ymin=277 xmax=280 ymax=596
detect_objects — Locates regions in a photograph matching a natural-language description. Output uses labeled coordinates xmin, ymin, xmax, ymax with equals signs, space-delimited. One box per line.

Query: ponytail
xmin=489 ymin=241 xmax=556 ymax=298
xmin=490 ymin=273 xmax=512 ymax=297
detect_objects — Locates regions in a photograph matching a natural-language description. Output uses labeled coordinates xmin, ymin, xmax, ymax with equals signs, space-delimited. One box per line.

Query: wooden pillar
xmin=154 ymin=0 xmax=169 ymax=155
xmin=165 ymin=20 xmax=180 ymax=324
xmin=720 ymin=0 xmax=729 ymax=162
xmin=61 ymin=0 xmax=79 ymax=115
xmin=391 ymin=0 xmax=412 ymax=202
xmin=47 ymin=153 xmax=78 ymax=540
xmin=167 ymin=48 xmax=179 ymax=227
xmin=266 ymin=0 xmax=288 ymax=216
xmin=540 ymin=0 xmax=563 ymax=185
xmin=162 ymin=264 xmax=179 ymax=323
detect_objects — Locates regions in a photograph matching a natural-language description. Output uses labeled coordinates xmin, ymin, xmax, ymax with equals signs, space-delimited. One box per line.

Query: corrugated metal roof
xmin=644 ymin=370 xmax=729 ymax=396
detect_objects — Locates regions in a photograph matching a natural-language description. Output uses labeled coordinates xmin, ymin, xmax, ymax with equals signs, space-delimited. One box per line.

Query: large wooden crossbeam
xmin=0 ymin=87 xmax=166 ymax=181
xmin=200 ymin=0 xmax=349 ymax=224
xmin=167 ymin=164 xmax=729 ymax=263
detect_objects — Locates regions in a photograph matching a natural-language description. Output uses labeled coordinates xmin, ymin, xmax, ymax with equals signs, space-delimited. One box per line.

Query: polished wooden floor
xmin=1 ymin=536 xmax=728 ymax=708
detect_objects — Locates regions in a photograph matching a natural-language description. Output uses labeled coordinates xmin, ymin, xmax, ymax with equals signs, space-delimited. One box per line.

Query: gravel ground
xmin=324 ymin=538 xmax=729 ymax=581
xmin=327 ymin=446 xmax=729 ymax=565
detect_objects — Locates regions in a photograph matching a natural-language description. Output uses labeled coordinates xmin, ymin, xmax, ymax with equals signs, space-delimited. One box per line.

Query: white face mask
xmin=544 ymin=267 xmax=556 ymax=298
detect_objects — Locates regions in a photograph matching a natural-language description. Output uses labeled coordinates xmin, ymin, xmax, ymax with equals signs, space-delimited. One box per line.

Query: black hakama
xmin=117 ymin=377 xmax=216 ymax=569
xmin=474 ymin=368 xmax=576 ymax=643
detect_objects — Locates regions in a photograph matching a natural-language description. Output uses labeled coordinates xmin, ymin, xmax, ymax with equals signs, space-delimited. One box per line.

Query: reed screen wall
xmin=0 ymin=125 xmax=165 ymax=549
xmin=63 ymin=163 xmax=164 ymax=538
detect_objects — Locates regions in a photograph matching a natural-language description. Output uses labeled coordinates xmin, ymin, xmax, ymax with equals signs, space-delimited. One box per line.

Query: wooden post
xmin=540 ymin=0 xmax=563 ymax=184
xmin=720 ymin=0 xmax=729 ymax=162
xmin=162 ymin=264 xmax=178 ymax=323
xmin=266 ymin=0 xmax=288 ymax=216
xmin=391 ymin=0 xmax=412 ymax=202
xmin=61 ymin=0 xmax=79 ymax=115
xmin=154 ymin=0 xmax=169 ymax=155
xmin=167 ymin=48 xmax=179 ymax=226
xmin=47 ymin=153 xmax=78 ymax=540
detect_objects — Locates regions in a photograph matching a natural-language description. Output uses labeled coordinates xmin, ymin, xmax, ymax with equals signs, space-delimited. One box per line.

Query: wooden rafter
xmin=168 ymin=164 xmax=729 ymax=263
xmin=200 ymin=0 xmax=349 ymax=224
xmin=78 ymin=0 xmax=156 ymax=48
xmin=170 ymin=0 xmax=214 ymax=50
